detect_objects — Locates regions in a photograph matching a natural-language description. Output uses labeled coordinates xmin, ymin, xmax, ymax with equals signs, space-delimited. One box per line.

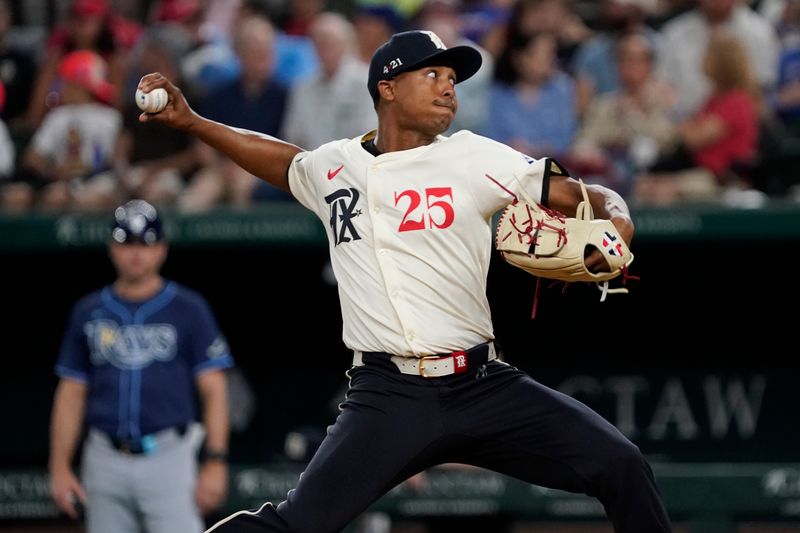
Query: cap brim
xmin=399 ymin=45 xmax=483 ymax=85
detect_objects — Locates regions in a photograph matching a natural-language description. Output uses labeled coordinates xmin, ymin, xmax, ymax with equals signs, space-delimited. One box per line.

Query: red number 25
xmin=394 ymin=187 xmax=455 ymax=232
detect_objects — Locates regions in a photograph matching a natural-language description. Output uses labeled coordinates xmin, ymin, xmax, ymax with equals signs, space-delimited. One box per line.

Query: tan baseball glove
xmin=495 ymin=174 xmax=634 ymax=302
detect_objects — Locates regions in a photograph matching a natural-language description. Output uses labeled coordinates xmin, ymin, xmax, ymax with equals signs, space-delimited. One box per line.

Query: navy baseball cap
xmin=111 ymin=199 xmax=164 ymax=245
xmin=367 ymin=30 xmax=483 ymax=101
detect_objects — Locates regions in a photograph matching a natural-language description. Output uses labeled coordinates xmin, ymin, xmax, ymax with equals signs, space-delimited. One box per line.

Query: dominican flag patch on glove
xmin=602 ymin=231 xmax=624 ymax=257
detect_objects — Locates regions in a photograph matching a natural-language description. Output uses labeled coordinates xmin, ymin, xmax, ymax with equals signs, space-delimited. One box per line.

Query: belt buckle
xmin=418 ymin=355 xmax=440 ymax=378
xmin=141 ymin=434 xmax=158 ymax=454
xmin=117 ymin=437 xmax=150 ymax=455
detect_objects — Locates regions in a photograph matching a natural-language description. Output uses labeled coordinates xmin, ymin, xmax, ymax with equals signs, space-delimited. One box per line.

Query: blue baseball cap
xmin=111 ymin=200 xmax=164 ymax=245
xmin=367 ymin=30 xmax=483 ymax=101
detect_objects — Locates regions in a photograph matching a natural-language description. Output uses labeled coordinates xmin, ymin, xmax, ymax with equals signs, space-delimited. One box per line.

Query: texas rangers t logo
xmin=325 ymin=188 xmax=362 ymax=245
xmin=421 ymin=30 xmax=446 ymax=50
xmin=453 ymin=350 xmax=467 ymax=374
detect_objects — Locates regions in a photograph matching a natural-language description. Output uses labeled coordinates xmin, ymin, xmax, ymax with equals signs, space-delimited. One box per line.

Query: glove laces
xmin=510 ymin=177 xmax=638 ymax=317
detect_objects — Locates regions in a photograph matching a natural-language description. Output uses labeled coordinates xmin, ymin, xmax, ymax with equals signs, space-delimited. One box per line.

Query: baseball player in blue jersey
xmin=138 ymin=30 xmax=672 ymax=533
xmin=49 ymin=199 xmax=234 ymax=533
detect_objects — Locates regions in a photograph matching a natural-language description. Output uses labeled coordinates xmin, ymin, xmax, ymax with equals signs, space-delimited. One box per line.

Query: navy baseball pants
xmin=207 ymin=355 xmax=672 ymax=533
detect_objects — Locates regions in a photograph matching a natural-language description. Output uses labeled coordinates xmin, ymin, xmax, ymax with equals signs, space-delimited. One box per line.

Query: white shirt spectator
xmin=30 ymin=103 xmax=121 ymax=171
xmin=658 ymin=3 xmax=780 ymax=118
xmin=282 ymin=55 xmax=375 ymax=149
xmin=0 ymin=118 xmax=14 ymax=177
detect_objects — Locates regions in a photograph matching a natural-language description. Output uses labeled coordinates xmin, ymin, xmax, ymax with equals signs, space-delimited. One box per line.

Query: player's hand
xmin=136 ymin=72 xmax=198 ymax=132
xmin=50 ymin=467 xmax=86 ymax=519
xmin=195 ymin=461 xmax=228 ymax=515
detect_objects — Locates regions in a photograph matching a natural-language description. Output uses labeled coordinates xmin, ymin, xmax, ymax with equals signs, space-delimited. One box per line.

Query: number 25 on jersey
xmin=395 ymin=187 xmax=454 ymax=232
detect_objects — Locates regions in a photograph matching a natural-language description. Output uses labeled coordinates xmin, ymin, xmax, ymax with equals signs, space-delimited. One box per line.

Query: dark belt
xmin=107 ymin=425 xmax=187 ymax=455
xmin=353 ymin=341 xmax=497 ymax=377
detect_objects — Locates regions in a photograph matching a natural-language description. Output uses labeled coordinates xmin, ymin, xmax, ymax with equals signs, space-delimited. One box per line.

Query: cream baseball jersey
xmin=288 ymin=130 xmax=546 ymax=356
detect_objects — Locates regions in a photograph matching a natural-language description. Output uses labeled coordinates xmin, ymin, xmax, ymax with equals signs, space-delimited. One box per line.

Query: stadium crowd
xmin=0 ymin=0 xmax=798 ymax=212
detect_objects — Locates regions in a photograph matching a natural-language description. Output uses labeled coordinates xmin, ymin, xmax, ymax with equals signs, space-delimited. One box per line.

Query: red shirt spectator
xmin=25 ymin=0 xmax=141 ymax=127
xmin=692 ymin=89 xmax=758 ymax=177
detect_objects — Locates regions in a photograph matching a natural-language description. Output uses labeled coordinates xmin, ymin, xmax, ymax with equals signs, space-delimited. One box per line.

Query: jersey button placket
xmin=367 ymin=164 xmax=417 ymax=353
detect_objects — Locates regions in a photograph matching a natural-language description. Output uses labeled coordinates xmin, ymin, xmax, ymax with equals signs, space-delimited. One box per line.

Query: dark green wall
xmin=3 ymin=238 xmax=798 ymax=468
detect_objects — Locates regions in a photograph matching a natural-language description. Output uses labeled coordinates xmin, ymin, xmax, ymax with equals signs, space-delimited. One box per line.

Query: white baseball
xmin=135 ymin=87 xmax=168 ymax=114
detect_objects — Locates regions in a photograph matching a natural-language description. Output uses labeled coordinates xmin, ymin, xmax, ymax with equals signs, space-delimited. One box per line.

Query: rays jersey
xmin=55 ymin=281 xmax=233 ymax=440
xmin=288 ymin=130 xmax=547 ymax=356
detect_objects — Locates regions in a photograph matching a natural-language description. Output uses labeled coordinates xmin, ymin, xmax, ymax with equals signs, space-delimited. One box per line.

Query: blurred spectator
xmin=237 ymin=0 xmax=273 ymax=21
xmin=459 ymin=1 xmax=511 ymax=59
xmin=633 ymin=29 xmax=760 ymax=204
xmin=236 ymin=0 xmax=320 ymax=86
xmin=0 ymin=81 xmax=16 ymax=182
xmin=356 ymin=0 xmax=427 ymax=19
xmin=276 ymin=0 xmax=326 ymax=35
xmin=24 ymin=0 xmax=141 ymax=129
xmin=657 ymin=0 xmax=779 ymax=119
xmin=200 ymin=0 xmax=244 ymax=42
xmin=153 ymin=0 xmax=241 ymax=99
xmin=753 ymin=0 xmax=800 ymax=195
xmin=150 ymin=0 xmax=202 ymax=25
xmin=415 ymin=0 xmax=495 ymax=133
xmin=482 ymin=31 xmax=577 ymax=159
xmin=570 ymin=0 xmax=661 ymax=117
xmin=758 ymin=0 xmax=790 ymax=25
xmin=568 ymin=30 xmax=677 ymax=196
xmin=4 ymin=50 xmax=121 ymax=211
xmin=202 ymin=14 xmax=286 ymax=137
xmin=281 ymin=12 xmax=375 ymax=150
xmin=493 ymin=0 xmax=592 ymax=83
xmin=114 ymin=26 xmax=207 ymax=207
xmin=353 ymin=4 xmax=407 ymax=64
xmin=273 ymin=32 xmax=319 ymax=86
xmin=178 ymin=15 xmax=289 ymax=211
xmin=112 ymin=0 xmax=150 ymax=21
xmin=771 ymin=0 xmax=800 ymax=134
xmin=0 ymin=0 xmax=36 ymax=132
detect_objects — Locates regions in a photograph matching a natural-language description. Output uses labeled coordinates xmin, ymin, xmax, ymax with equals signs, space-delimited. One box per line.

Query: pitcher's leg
xmin=449 ymin=362 xmax=672 ymax=533
xmin=207 ymin=366 xmax=443 ymax=533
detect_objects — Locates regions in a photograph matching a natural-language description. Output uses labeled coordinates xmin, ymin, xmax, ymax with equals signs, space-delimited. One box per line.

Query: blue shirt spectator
xmin=483 ymin=71 xmax=576 ymax=156
xmin=202 ymin=77 xmax=287 ymax=136
xmin=483 ymin=32 xmax=577 ymax=158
